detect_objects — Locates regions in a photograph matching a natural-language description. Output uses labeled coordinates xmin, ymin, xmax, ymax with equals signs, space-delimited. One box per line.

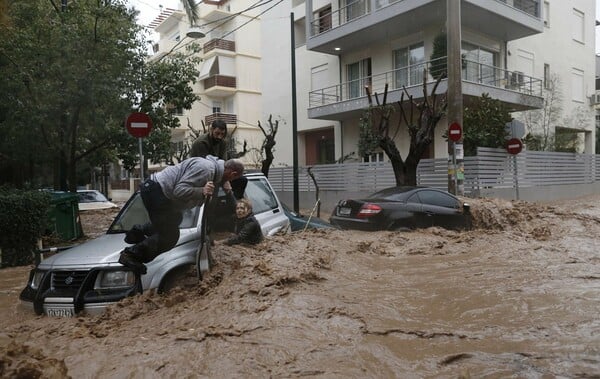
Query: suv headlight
xmin=95 ymin=271 xmax=135 ymax=289
xmin=31 ymin=271 xmax=45 ymax=290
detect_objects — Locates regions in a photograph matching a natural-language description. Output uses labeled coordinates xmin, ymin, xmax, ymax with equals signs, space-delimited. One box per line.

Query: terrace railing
xmin=309 ymin=57 xmax=542 ymax=108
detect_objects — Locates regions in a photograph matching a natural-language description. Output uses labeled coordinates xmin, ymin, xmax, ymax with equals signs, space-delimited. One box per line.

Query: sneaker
xmin=124 ymin=225 xmax=146 ymax=244
xmin=118 ymin=251 xmax=147 ymax=275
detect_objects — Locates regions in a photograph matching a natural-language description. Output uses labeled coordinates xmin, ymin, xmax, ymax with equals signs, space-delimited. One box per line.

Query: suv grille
xmin=52 ymin=271 xmax=88 ymax=293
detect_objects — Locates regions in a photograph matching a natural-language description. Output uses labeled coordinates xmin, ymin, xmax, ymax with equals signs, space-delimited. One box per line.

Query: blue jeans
xmin=132 ymin=179 xmax=182 ymax=263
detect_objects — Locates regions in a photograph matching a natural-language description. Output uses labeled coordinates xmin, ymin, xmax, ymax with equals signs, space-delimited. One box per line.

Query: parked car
xmin=282 ymin=202 xmax=335 ymax=232
xmin=77 ymin=190 xmax=118 ymax=211
xmin=20 ymin=172 xmax=289 ymax=317
xmin=330 ymin=186 xmax=471 ymax=231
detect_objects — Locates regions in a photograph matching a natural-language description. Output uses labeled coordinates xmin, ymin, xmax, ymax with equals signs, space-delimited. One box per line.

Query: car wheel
xmin=158 ymin=266 xmax=191 ymax=294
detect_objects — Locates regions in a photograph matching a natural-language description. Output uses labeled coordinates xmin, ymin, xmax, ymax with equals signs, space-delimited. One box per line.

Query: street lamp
xmin=186 ymin=26 xmax=206 ymax=39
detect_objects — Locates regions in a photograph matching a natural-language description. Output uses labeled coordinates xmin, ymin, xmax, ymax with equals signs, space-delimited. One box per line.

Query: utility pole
xmin=291 ymin=12 xmax=299 ymax=213
xmin=447 ymin=0 xmax=464 ymax=196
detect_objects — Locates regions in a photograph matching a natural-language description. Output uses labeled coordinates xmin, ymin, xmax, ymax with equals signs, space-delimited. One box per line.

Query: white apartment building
xmin=262 ymin=0 xmax=596 ymax=167
xmin=150 ymin=1 xmax=265 ymax=164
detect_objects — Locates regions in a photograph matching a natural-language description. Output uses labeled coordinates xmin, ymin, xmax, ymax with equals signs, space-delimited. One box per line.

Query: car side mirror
xmin=463 ymin=203 xmax=470 ymax=213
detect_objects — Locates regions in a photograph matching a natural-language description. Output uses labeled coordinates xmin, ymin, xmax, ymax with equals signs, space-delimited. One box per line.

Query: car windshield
xmin=78 ymin=191 xmax=108 ymax=203
xmin=107 ymin=192 xmax=199 ymax=233
xmin=367 ymin=187 xmax=414 ymax=201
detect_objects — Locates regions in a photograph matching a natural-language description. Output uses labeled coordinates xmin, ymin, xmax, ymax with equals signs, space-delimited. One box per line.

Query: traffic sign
xmin=126 ymin=112 xmax=153 ymax=138
xmin=448 ymin=122 xmax=462 ymax=142
xmin=506 ymin=138 xmax=523 ymax=155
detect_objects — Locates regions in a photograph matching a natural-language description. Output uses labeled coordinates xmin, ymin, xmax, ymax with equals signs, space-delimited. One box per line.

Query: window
xmin=212 ymin=100 xmax=222 ymax=114
xmin=347 ymin=58 xmax=371 ymax=99
xmin=571 ymin=68 xmax=584 ymax=103
xmin=393 ymin=42 xmax=425 ymax=88
xmin=572 ymin=9 xmax=584 ymax=43
xmin=311 ymin=64 xmax=328 ymax=91
xmin=461 ymin=42 xmax=498 ymax=86
xmin=543 ymin=1 xmax=549 ymax=27
xmin=417 ymin=190 xmax=459 ymax=209
xmin=544 ymin=64 xmax=551 ymax=89
xmin=342 ymin=0 xmax=368 ymax=22
xmin=316 ymin=5 xmax=332 ymax=33
xmin=245 ymin=178 xmax=279 ymax=215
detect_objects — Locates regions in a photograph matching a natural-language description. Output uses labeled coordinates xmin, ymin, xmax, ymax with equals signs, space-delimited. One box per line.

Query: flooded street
xmin=1 ymin=196 xmax=599 ymax=378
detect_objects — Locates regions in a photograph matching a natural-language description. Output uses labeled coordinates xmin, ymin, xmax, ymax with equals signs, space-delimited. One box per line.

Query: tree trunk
xmin=380 ymin=136 xmax=406 ymax=186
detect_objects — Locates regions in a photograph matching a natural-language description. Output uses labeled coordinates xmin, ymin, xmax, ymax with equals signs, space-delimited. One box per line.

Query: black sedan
xmin=330 ymin=186 xmax=471 ymax=231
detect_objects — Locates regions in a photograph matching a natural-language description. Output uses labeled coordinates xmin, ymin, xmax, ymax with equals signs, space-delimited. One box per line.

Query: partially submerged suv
xmin=20 ymin=172 xmax=288 ymax=317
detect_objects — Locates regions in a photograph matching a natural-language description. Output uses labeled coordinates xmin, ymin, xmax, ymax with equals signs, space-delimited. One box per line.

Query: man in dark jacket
xmin=223 ymin=198 xmax=263 ymax=246
xmin=190 ymin=120 xmax=227 ymax=159
xmin=119 ymin=156 xmax=244 ymax=274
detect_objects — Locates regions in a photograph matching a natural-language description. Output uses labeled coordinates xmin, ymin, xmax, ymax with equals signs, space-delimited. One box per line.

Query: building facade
xmin=150 ymin=1 xmax=265 ymax=165
xmin=262 ymin=0 xmax=596 ymax=167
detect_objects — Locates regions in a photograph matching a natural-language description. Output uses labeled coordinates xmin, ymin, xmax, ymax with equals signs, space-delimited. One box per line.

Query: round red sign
xmin=506 ymin=138 xmax=523 ymax=155
xmin=448 ymin=122 xmax=462 ymax=142
xmin=125 ymin=112 xmax=153 ymax=138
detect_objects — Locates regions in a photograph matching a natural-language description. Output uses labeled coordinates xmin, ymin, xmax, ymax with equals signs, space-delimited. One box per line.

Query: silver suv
xmin=20 ymin=172 xmax=288 ymax=317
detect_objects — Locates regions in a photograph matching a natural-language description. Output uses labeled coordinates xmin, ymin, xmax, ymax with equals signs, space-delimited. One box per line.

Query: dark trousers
xmin=132 ymin=179 xmax=182 ymax=263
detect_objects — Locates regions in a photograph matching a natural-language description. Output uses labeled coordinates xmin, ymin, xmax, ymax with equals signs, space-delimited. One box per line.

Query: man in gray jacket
xmin=119 ymin=156 xmax=244 ymax=274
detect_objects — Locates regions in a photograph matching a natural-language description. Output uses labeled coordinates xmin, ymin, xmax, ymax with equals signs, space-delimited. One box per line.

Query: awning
xmin=198 ymin=56 xmax=217 ymax=80
xmin=198 ymin=56 xmax=236 ymax=80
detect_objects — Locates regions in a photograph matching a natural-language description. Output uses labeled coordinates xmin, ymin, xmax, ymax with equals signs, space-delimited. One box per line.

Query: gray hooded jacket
xmin=152 ymin=155 xmax=224 ymax=209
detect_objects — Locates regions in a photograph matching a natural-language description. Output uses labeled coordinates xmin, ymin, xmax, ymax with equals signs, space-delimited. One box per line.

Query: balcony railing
xmin=205 ymin=112 xmax=237 ymax=125
xmin=203 ymin=38 xmax=235 ymax=54
xmin=310 ymin=0 xmax=540 ymax=37
xmin=309 ymin=57 xmax=542 ymax=108
xmin=203 ymin=75 xmax=236 ymax=89
xmin=310 ymin=0 xmax=370 ymax=36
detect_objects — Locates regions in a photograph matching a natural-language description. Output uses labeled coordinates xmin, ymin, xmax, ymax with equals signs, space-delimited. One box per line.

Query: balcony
xmin=306 ymin=0 xmax=542 ymax=54
xmin=203 ymin=75 xmax=237 ymax=96
xmin=205 ymin=112 xmax=237 ymax=126
xmin=308 ymin=57 xmax=543 ymax=120
xmin=203 ymin=38 xmax=235 ymax=54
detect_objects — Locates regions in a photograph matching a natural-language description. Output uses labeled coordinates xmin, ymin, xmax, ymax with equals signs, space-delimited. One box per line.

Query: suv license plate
xmin=46 ymin=307 xmax=74 ymax=317
xmin=339 ymin=207 xmax=351 ymax=216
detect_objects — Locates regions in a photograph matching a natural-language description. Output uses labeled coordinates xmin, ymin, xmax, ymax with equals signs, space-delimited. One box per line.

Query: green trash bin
xmin=47 ymin=191 xmax=83 ymax=241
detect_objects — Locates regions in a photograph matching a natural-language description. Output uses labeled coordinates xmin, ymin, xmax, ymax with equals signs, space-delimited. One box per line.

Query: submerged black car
xmin=330 ymin=186 xmax=471 ymax=231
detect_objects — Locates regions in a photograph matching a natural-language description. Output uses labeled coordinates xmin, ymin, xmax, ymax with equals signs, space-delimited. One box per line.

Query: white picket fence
xmin=268 ymin=148 xmax=600 ymax=197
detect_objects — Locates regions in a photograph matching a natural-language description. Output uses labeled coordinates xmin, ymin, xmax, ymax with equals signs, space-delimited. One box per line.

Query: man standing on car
xmin=119 ymin=156 xmax=244 ymax=274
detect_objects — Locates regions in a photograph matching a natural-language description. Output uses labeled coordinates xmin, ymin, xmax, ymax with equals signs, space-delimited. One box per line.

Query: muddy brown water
xmin=0 ymin=196 xmax=599 ymax=378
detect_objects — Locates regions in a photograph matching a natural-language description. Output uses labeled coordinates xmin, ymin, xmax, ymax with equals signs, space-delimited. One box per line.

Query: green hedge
xmin=0 ymin=188 xmax=51 ymax=267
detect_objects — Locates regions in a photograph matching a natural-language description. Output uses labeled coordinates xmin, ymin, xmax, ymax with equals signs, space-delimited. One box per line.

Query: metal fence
xmin=268 ymin=148 xmax=599 ymax=196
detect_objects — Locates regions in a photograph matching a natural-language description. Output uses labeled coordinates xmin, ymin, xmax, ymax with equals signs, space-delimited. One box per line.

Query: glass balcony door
xmin=393 ymin=42 xmax=425 ymax=89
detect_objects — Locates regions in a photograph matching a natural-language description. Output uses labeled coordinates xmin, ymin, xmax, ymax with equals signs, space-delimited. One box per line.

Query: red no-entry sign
xmin=448 ymin=122 xmax=462 ymax=142
xmin=125 ymin=112 xmax=153 ymax=138
xmin=506 ymin=138 xmax=523 ymax=155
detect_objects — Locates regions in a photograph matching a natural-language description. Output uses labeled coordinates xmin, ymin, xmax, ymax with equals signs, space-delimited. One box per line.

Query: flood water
xmin=0 ymin=196 xmax=598 ymax=378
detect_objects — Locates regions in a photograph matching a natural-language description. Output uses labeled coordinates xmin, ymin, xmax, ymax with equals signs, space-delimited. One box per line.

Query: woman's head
xmin=235 ymin=198 xmax=252 ymax=219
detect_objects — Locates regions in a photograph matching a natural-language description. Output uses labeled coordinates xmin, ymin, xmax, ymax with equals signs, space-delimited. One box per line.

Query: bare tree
xmin=257 ymin=114 xmax=279 ymax=177
xmin=522 ymin=74 xmax=562 ymax=151
xmin=359 ymin=71 xmax=446 ymax=186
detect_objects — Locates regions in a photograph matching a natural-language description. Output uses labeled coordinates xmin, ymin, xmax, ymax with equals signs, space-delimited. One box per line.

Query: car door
xmin=244 ymin=176 xmax=289 ymax=236
xmin=416 ymin=190 xmax=463 ymax=229
xmin=405 ymin=193 xmax=430 ymax=228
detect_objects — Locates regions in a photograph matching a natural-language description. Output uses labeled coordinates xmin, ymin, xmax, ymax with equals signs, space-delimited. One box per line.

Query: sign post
xmin=506 ymin=137 xmax=523 ymax=200
xmin=126 ymin=112 xmax=153 ymax=180
xmin=448 ymin=122 xmax=463 ymax=195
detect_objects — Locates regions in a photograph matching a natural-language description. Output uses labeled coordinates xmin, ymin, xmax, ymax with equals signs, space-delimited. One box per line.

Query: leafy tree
xmin=0 ymin=0 xmax=202 ymax=189
xmin=462 ymin=93 xmax=511 ymax=156
xmin=430 ymin=33 xmax=447 ymax=80
xmin=358 ymin=73 xmax=447 ymax=186
xmin=0 ymin=0 xmax=144 ymax=190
